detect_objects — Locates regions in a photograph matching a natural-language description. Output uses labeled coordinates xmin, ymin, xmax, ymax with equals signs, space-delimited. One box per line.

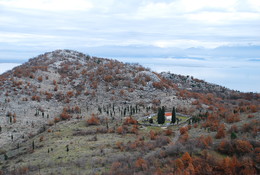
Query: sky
xmin=0 ymin=0 xmax=260 ymax=92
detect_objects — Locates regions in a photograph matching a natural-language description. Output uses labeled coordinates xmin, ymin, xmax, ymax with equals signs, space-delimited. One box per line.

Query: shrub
xmin=37 ymin=76 xmax=43 ymax=82
xmin=117 ymin=126 xmax=124 ymax=134
xmin=86 ymin=115 xmax=100 ymax=125
xmin=165 ymin=129 xmax=173 ymax=136
xmin=182 ymin=152 xmax=192 ymax=164
xmin=233 ymin=140 xmax=253 ymax=155
xmin=60 ymin=112 xmax=71 ymax=120
xmin=54 ymin=117 xmax=60 ymax=123
xmin=247 ymin=114 xmax=255 ymax=118
xmin=215 ymin=124 xmax=226 ymax=139
xmin=217 ymin=140 xmax=233 ymax=155
xmin=124 ymin=117 xmax=138 ymax=125
xmin=180 ymin=127 xmax=188 ymax=135
xmin=135 ymin=158 xmax=148 ymax=170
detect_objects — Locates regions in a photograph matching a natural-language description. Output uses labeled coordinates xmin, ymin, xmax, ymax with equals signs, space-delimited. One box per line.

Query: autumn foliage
xmin=86 ymin=114 xmax=100 ymax=125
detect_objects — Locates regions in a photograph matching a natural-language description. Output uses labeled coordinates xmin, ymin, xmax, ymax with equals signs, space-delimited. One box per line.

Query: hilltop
xmin=0 ymin=50 xmax=259 ymax=174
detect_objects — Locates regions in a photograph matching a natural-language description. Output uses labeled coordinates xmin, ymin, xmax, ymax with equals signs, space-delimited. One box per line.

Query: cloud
xmin=152 ymin=40 xmax=229 ymax=49
xmin=0 ymin=0 xmax=93 ymax=11
xmin=0 ymin=0 xmax=259 ymax=52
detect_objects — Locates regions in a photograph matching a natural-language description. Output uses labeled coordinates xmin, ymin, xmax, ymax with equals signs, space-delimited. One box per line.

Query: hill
xmin=0 ymin=50 xmax=259 ymax=174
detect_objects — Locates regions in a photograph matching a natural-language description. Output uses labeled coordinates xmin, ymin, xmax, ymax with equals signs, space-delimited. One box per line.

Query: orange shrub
xmin=152 ymin=82 xmax=164 ymax=90
xmin=135 ymin=158 xmax=148 ymax=170
xmin=180 ymin=126 xmax=188 ymax=135
xmin=215 ymin=124 xmax=226 ymax=139
xmin=131 ymin=125 xmax=138 ymax=134
xmin=179 ymin=132 xmax=189 ymax=143
xmin=124 ymin=117 xmax=138 ymax=125
xmin=86 ymin=115 xmax=100 ymax=125
xmin=54 ymin=117 xmax=60 ymax=123
xmin=67 ymin=91 xmax=74 ymax=98
xmin=119 ymin=90 xmax=125 ymax=96
xmin=31 ymin=95 xmax=41 ymax=102
xmin=104 ymin=75 xmax=113 ymax=82
xmin=60 ymin=112 xmax=71 ymax=120
xmin=249 ymin=105 xmax=257 ymax=113
xmin=150 ymin=130 xmax=156 ymax=140
xmin=193 ymin=123 xmax=198 ymax=128
xmin=175 ymin=158 xmax=184 ymax=170
xmin=37 ymin=76 xmax=43 ymax=82
xmin=182 ymin=152 xmax=192 ymax=164
xmin=165 ymin=129 xmax=173 ymax=136
xmin=117 ymin=126 xmax=124 ymax=134
xmin=233 ymin=140 xmax=253 ymax=154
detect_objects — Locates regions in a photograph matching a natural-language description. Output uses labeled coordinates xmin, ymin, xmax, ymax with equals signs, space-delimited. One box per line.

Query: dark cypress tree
xmin=4 ymin=153 xmax=8 ymax=160
xmin=32 ymin=140 xmax=35 ymax=150
xmin=157 ymin=107 xmax=162 ymax=124
xmin=66 ymin=145 xmax=69 ymax=152
xmin=171 ymin=107 xmax=176 ymax=124
xmin=161 ymin=106 xmax=165 ymax=124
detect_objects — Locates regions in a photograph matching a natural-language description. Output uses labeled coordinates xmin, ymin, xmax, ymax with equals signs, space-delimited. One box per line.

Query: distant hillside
xmin=0 ymin=50 xmax=259 ymax=175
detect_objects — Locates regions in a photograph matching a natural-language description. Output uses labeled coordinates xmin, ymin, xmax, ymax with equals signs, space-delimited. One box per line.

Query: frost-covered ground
xmin=114 ymin=57 xmax=260 ymax=93
xmin=1 ymin=56 xmax=260 ymax=92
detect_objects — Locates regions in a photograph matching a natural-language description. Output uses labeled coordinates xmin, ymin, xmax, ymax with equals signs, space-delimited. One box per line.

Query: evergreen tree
xmin=157 ymin=107 xmax=165 ymax=124
xmin=157 ymin=107 xmax=162 ymax=124
xmin=32 ymin=140 xmax=35 ymax=150
xmin=4 ymin=153 xmax=8 ymax=160
xmin=161 ymin=106 xmax=165 ymax=124
xmin=231 ymin=132 xmax=237 ymax=139
xmin=171 ymin=107 xmax=176 ymax=124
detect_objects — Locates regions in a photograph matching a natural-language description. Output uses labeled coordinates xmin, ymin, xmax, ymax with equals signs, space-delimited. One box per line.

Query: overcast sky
xmin=0 ymin=0 xmax=260 ymax=56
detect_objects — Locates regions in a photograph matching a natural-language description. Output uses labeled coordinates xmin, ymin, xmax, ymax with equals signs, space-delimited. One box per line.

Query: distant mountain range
xmin=0 ymin=45 xmax=259 ymax=63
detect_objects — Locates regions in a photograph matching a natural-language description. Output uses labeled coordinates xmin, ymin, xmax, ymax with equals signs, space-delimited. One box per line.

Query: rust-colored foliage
xmin=37 ymin=76 xmax=43 ymax=82
xmin=86 ymin=114 xmax=100 ymax=125
xmin=135 ymin=158 xmax=148 ymax=170
xmin=165 ymin=129 xmax=173 ymax=136
xmin=152 ymin=82 xmax=164 ymax=90
xmin=193 ymin=123 xmax=198 ymax=128
xmin=60 ymin=112 xmax=71 ymax=120
xmin=131 ymin=125 xmax=138 ymax=134
xmin=117 ymin=126 xmax=124 ymax=134
xmin=215 ymin=124 xmax=226 ymax=139
xmin=31 ymin=95 xmax=41 ymax=102
xmin=66 ymin=91 xmax=74 ymax=98
xmin=119 ymin=90 xmax=125 ymax=96
xmin=104 ymin=75 xmax=113 ymax=82
xmin=233 ymin=140 xmax=253 ymax=154
xmin=110 ymin=162 xmax=122 ymax=173
xmin=54 ymin=117 xmax=60 ymax=123
xmin=249 ymin=105 xmax=257 ymax=113
xmin=179 ymin=132 xmax=189 ymax=143
xmin=179 ymin=126 xmax=188 ymax=135
xmin=175 ymin=158 xmax=184 ymax=170
xmin=123 ymin=117 xmax=138 ymax=125
xmin=45 ymin=91 xmax=53 ymax=100
xmin=150 ymin=130 xmax=156 ymax=140
xmin=182 ymin=152 xmax=192 ymax=164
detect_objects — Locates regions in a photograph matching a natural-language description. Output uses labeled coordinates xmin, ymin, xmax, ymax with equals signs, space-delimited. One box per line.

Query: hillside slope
xmin=0 ymin=50 xmax=259 ymax=175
